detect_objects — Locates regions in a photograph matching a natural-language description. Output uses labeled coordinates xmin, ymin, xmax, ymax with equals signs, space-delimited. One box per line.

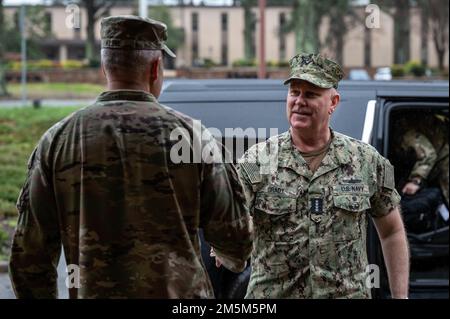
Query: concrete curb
xmin=0 ymin=261 xmax=8 ymax=273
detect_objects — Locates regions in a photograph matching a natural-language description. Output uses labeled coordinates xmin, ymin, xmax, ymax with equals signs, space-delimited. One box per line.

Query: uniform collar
xmin=327 ymin=129 xmax=352 ymax=165
xmin=96 ymin=90 xmax=157 ymax=103
xmin=278 ymin=131 xmax=310 ymax=178
xmin=278 ymin=128 xmax=351 ymax=179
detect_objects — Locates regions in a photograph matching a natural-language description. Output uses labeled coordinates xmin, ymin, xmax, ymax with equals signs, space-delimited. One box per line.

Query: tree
xmin=82 ymin=0 xmax=123 ymax=66
xmin=278 ymin=0 xmax=341 ymax=55
xmin=375 ymin=0 xmax=412 ymax=64
xmin=148 ymin=5 xmax=185 ymax=53
xmin=0 ymin=3 xmax=53 ymax=96
xmin=406 ymin=0 xmax=448 ymax=71
xmin=55 ymin=0 xmax=127 ymax=66
xmin=416 ymin=0 xmax=430 ymax=66
xmin=323 ymin=0 xmax=360 ymax=65
xmin=426 ymin=0 xmax=448 ymax=71
xmin=238 ymin=0 xmax=291 ymax=61
xmin=393 ymin=0 xmax=411 ymax=64
xmin=364 ymin=17 xmax=372 ymax=67
xmin=0 ymin=0 xmax=8 ymax=96
xmin=2 ymin=6 xmax=53 ymax=59
xmin=270 ymin=0 xmax=360 ymax=64
xmin=242 ymin=0 xmax=256 ymax=60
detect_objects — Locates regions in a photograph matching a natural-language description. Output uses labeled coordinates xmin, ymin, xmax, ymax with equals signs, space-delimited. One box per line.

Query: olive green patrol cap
xmin=284 ymin=53 xmax=344 ymax=89
xmin=101 ymin=15 xmax=176 ymax=58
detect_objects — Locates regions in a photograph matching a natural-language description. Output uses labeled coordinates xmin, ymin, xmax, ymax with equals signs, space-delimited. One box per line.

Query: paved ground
xmin=0 ymin=99 xmax=93 ymax=108
xmin=0 ymin=81 xmax=175 ymax=108
xmin=0 ymin=251 xmax=69 ymax=299
xmin=0 ymin=271 xmax=14 ymax=299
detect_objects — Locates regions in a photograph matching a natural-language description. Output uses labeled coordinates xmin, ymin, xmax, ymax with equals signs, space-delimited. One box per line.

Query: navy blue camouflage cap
xmin=101 ymin=15 xmax=176 ymax=58
xmin=284 ymin=53 xmax=344 ymax=89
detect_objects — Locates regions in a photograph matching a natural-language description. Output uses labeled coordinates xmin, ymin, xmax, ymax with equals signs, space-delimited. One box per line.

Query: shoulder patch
xmin=384 ymin=161 xmax=395 ymax=190
xmin=240 ymin=162 xmax=261 ymax=184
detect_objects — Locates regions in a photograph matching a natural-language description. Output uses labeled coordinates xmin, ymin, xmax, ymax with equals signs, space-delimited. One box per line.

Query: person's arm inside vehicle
xmin=401 ymin=130 xmax=437 ymax=195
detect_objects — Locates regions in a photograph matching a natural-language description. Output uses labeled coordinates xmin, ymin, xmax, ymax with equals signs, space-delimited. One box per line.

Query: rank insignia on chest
xmin=310 ymin=198 xmax=323 ymax=214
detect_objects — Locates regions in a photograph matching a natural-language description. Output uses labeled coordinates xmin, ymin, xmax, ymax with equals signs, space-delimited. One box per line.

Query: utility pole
xmin=258 ymin=0 xmax=266 ymax=79
xmin=139 ymin=0 xmax=148 ymax=18
xmin=20 ymin=5 xmax=27 ymax=106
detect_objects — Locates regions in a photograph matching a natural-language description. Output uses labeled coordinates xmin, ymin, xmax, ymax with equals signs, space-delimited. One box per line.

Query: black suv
xmin=160 ymin=79 xmax=449 ymax=299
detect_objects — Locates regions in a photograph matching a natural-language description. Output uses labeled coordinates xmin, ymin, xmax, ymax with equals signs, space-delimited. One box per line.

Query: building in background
xmin=3 ymin=3 xmax=449 ymax=70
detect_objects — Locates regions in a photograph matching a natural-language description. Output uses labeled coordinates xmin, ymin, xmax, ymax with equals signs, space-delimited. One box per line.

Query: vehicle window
xmin=330 ymin=90 xmax=374 ymax=139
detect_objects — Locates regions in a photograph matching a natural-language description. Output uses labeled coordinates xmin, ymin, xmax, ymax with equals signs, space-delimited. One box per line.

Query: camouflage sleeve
xmin=200 ymin=160 xmax=253 ymax=273
xmin=370 ymin=153 xmax=401 ymax=218
xmin=402 ymin=130 xmax=437 ymax=181
xmin=9 ymin=145 xmax=61 ymax=298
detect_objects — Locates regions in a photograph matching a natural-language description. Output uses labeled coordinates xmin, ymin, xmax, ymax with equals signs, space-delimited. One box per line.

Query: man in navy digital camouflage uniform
xmin=235 ymin=53 xmax=409 ymax=299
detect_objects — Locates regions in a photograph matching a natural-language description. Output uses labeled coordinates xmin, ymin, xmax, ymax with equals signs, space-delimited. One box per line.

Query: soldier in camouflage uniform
xmin=395 ymin=115 xmax=449 ymax=207
xmin=9 ymin=15 xmax=253 ymax=299
xmin=235 ymin=53 xmax=409 ymax=298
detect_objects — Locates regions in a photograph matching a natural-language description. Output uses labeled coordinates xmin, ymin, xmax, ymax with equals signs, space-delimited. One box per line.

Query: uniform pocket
xmin=253 ymin=192 xmax=297 ymax=243
xmin=333 ymin=194 xmax=371 ymax=213
xmin=332 ymin=194 xmax=371 ymax=242
xmin=254 ymin=193 xmax=297 ymax=216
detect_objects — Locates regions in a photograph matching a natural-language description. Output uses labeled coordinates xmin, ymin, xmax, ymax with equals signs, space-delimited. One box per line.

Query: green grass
xmin=0 ymin=106 xmax=80 ymax=259
xmin=0 ymin=218 xmax=14 ymax=262
xmin=0 ymin=106 xmax=80 ymax=216
xmin=6 ymin=82 xmax=104 ymax=99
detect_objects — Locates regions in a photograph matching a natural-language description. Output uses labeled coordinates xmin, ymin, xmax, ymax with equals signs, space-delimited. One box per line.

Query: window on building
xmin=221 ymin=13 xmax=228 ymax=32
xmin=221 ymin=13 xmax=228 ymax=65
xmin=192 ymin=12 xmax=198 ymax=32
xmin=13 ymin=11 xmax=19 ymax=29
xmin=192 ymin=40 xmax=199 ymax=62
xmin=68 ymin=45 xmax=86 ymax=60
xmin=250 ymin=12 xmax=256 ymax=59
xmin=192 ymin=12 xmax=199 ymax=65
xmin=74 ymin=14 xmax=81 ymax=39
xmin=221 ymin=44 xmax=228 ymax=66
xmin=44 ymin=12 xmax=52 ymax=35
xmin=279 ymin=12 xmax=286 ymax=27
xmin=279 ymin=12 xmax=286 ymax=62
xmin=43 ymin=46 xmax=58 ymax=60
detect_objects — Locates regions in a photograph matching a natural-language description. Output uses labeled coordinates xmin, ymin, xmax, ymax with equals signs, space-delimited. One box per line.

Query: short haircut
xmin=101 ymin=48 xmax=162 ymax=78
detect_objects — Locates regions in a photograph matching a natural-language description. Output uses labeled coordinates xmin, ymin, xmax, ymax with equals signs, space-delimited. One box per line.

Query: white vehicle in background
xmin=374 ymin=67 xmax=393 ymax=81
xmin=348 ymin=69 xmax=371 ymax=81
